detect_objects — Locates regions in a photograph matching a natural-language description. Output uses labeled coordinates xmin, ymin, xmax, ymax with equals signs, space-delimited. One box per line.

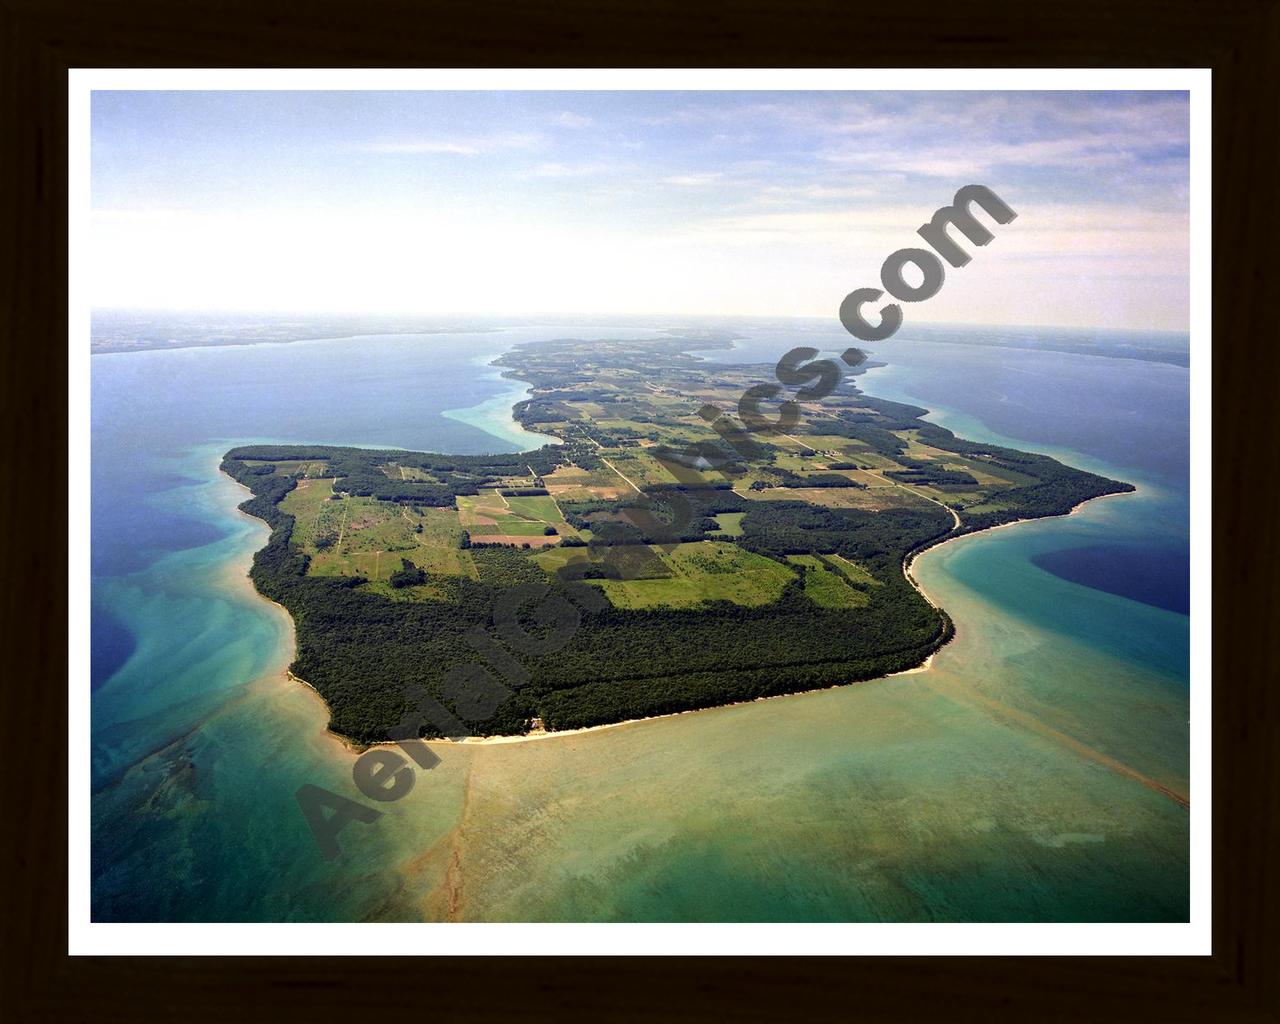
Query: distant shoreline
xmin=441 ymin=352 xmax=563 ymax=452
xmin=90 ymin=325 xmax=503 ymax=356
xmin=90 ymin=313 xmax=1192 ymax=366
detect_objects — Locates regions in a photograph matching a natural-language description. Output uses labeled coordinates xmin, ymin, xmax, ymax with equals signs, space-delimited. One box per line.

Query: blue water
xmin=1031 ymin=545 xmax=1189 ymax=615
xmin=90 ymin=316 xmax=1190 ymax=921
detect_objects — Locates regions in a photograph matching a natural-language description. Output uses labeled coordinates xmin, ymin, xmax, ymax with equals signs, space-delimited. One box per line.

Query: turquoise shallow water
xmin=90 ymin=318 xmax=1189 ymax=922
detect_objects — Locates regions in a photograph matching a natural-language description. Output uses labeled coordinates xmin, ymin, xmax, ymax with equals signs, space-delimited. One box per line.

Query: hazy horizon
xmin=90 ymin=307 xmax=1192 ymax=338
xmin=91 ymin=90 xmax=1190 ymax=330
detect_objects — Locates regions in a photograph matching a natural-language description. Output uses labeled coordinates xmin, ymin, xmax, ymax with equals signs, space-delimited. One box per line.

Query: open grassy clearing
xmin=803 ymin=434 xmax=874 ymax=453
xmin=458 ymin=488 xmax=577 ymax=544
xmin=710 ymin=511 xmax=745 ymax=536
xmin=592 ymin=417 xmax=662 ymax=435
xmin=543 ymin=464 xmax=629 ymax=500
xmin=379 ymin=462 xmax=441 ymax=482
xmin=838 ymin=468 xmax=891 ymax=488
xmin=787 ymin=554 xmax=871 ymax=609
xmin=768 ymin=434 xmax=819 ymax=455
xmin=282 ymin=480 xmax=477 ymax=586
xmin=317 ymin=500 xmax=412 ymax=579
xmin=826 ymin=553 xmax=882 ymax=588
xmin=773 ymin=452 xmax=823 ymax=472
xmin=957 ymin=499 xmax=1021 ymax=516
xmin=279 ymin=478 xmax=342 ymax=547
xmin=404 ymin=506 xmax=478 ymax=577
xmin=242 ymin=458 xmax=329 ymax=477
xmin=593 ymin=541 xmax=794 ymax=610
xmin=599 ymin=451 xmax=681 ymax=488
xmin=745 ymin=485 xmax=932 ymax=511
xmin=530 ymin=544 xmax=590 ymax=575
xmin=504 ymin=493 xmax=562 ymax=520
xmin=838 ymin=450 xmax=901 ymax=470
xmin=933 ymin=454 xmax=1036 ymax=488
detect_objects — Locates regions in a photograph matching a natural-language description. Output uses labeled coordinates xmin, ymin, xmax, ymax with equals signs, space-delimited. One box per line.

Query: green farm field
xmin=281 ymin=478 xmax=477 ymax=588
xmin=593 ymin=541 xmax=795 ymax=610
xmin=787 ymin=554 xmax=871 ymax=609
xmin=457 ymin=489 xmax=577 ymax=544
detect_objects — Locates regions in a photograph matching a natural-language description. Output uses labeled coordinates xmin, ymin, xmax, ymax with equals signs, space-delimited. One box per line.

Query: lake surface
xmin=90 ymin=317 xmax=1190 ymax=922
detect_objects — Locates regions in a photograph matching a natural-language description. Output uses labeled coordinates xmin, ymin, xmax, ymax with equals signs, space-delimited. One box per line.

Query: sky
xmin=90 ymin=90 xmax=1191 ymax=331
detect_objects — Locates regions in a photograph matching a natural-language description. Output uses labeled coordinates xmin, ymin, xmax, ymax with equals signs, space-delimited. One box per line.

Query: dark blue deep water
xmin=1031 ymin=544 xmax=1190 ymax=615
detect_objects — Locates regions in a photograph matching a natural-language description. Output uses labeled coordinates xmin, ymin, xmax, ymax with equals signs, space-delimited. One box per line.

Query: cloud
xmin=666 ymin=201 xmax=1188 ymax=270
xmin=92 ymin=207 xmax=200 ymax=224
xmin=751 ymin=184 xmax=881 ymax=204
xmin=362 ymin=141 xmax=481 ymax=155
xmin=819 ymin=136 xmax=1152 ymax=178
xmin=351 ymin=132 xmax=542 ymax=156
xmin=661 ymin=172 xmax=725 ymax=187
xmin=530 ymin=161 xmax=614 ymax=178
xmin=554 ymin=111 xmax=594 ymax=128
xmin=812 ymin=94 xmax=1189 ymax=180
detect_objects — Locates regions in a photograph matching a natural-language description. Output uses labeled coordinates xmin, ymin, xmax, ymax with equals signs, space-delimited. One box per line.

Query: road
xmin=600 ymin=457 xmax=643 ymax=494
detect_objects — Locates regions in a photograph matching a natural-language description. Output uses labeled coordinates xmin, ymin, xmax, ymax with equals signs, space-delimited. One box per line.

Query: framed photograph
xmin=4 ymin=1 xmax=1275 ymax=1019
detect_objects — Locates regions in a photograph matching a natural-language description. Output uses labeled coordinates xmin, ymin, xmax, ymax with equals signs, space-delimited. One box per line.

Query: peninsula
xmin=222 ymin=334 xmax=1133 ymax=744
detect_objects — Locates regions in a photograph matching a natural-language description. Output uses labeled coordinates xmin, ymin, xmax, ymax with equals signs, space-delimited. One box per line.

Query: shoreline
xmin=220 ymin=465 xmax=300 ymax=656
xmin=902 ymin=486 xmax=1137 ymax=611
xmin=221 ymin=467 xmax=370 ymax=757
xmin=440 ymin=366 xmax=562 ymax=452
